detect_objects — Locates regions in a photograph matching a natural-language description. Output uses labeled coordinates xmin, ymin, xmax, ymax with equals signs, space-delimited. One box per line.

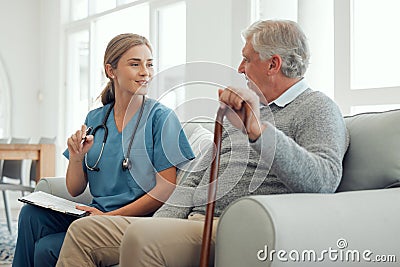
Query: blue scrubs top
xmin=64 ymin=98 xmax=194 ymax=212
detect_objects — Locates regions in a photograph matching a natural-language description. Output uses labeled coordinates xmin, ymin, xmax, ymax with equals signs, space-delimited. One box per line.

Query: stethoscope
xmin=85 ymin=95 xmax=146 ymax=172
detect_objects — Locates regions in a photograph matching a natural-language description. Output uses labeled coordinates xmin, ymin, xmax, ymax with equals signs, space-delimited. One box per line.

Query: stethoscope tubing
xmin=84 ymin=97 xmax=146 ymax=172
xmin=84 ymin=102 xmax=113 ymax=172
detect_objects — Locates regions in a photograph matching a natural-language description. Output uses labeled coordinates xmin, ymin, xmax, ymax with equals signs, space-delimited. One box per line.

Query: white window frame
xmin=63 ymin=23 xmax=92 ymax=133
xmin=149 ymin=0 xmax=186 ymax=73
xmin=63 ymin=0 xmax=188 ymax=136
xmin=334 ymin=0 xmax=400 ymax=115
xmin=148 ymin=0 xmax=187 ymax=105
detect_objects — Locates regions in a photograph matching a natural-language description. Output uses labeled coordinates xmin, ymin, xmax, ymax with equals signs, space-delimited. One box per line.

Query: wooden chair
xmin=29 ymin=137 xmax=56 ymax=184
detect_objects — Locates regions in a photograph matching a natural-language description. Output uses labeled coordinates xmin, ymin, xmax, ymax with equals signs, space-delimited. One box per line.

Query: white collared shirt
xmin=269 ymin=79 xmax=309 ymax=107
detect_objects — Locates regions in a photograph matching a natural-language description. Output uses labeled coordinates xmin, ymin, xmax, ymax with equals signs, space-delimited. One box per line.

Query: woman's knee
xmin=18 ymin=205 xmax=49 ymax=226
xmin=34 ymin=232 xmax=66 ymax=266
xmin=19 ymin=205 xmax=39 ymax=220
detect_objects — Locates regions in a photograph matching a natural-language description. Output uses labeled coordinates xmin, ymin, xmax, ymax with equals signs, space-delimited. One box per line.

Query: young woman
xmin=12 ymin=33 xmax=194 ymax=267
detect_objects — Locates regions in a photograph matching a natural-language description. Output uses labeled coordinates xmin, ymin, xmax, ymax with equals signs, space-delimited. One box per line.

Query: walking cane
xmin=199 ymin=107 xmax=225 ymax=267
xmin=199 ymin=103 xmax=251 ymax=267
xmin=200 ymin=102 xmax=252 ymax=267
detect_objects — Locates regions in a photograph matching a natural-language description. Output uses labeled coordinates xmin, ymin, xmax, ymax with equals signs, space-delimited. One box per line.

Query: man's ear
xmin=268 ymin=55 xmax=282 ymax=74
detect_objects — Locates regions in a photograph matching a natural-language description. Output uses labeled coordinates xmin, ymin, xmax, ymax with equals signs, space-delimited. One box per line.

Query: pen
xmin=81 ymin=127 xmax=93 ymax=144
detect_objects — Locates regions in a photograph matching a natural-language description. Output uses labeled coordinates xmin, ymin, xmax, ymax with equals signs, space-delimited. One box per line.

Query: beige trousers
xmin=56 ymin=214 xmax=218 ymax=267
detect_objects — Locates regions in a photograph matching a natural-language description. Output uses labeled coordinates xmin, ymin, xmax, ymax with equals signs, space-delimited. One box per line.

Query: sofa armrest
xmin=35 ymin=177 xmax=93 ymax=205
xmin=216 ymin=188 xmax=400 ymax=266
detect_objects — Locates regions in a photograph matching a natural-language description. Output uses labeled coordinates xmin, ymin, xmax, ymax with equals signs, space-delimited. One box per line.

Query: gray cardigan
xmin=154 ymin=88 xmax=349 ymax=219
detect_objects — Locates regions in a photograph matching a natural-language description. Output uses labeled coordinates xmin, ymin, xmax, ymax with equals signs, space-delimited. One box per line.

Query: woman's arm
xmin=66 ymin=125 xmax=92 ymax=197
xmin=66 ymin=158 xmax=88 ymax=197
xmin=108 ymin=166 xmax=176 ymax=216
xmin=78 ymin=166 xmax=177 ymax=216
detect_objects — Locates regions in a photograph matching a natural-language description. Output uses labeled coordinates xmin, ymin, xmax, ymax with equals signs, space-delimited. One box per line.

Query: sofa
xmin=35 ymin=109 xmax=400 ymax=266
xmin=216 ymin=109 xmax=400 ymax=266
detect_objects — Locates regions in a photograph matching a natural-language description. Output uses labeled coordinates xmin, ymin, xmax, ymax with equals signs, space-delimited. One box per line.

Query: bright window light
xmin=157 ymin=1 xmax=186 ymax=72
xmin=351 ymin=0 xmax=400 ymax=89
xmin=90 ymin=0 xmax=116 ymax=15
xmin=70 ymin=0 xmax=88 ymax=21
xmin=154 ymin=1 xmax=186 ymax=109
xmin=66 ymin=30 xmax=90 ymax=133
xmin=92 ymin=4 xmax=150 ymax=104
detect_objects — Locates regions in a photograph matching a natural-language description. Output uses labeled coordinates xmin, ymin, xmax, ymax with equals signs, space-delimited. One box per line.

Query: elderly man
xmin=56 ymin=20 xmax=349 ymax=267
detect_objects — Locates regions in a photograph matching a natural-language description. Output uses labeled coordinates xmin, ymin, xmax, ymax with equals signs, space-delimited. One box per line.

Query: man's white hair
xmin=242 ymin=20 xmax=310 ymax=78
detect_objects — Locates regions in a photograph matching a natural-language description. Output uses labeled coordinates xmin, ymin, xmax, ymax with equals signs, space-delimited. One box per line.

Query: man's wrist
xmin=248 ymin=123 xmax=267 ymax=142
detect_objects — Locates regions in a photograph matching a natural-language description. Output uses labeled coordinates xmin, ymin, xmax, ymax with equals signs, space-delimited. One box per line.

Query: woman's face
xmin=112 ymin=44 xmax=154 ymax=95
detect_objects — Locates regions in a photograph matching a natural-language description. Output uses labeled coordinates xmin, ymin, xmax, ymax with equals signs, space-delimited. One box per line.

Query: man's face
xmin=237 ymin=41 xmax=269 ymax=98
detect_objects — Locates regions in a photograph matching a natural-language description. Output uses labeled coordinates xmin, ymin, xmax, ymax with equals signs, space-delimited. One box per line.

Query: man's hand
xmin=218 ymin=87 xmax=266 ymax=141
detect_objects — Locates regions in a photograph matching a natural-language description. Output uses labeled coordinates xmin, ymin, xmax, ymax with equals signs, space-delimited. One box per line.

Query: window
xmin=150 ymin=1 xmax=186 ymax=109
xmin=69 ymin=0 xmax=135 ymax=21
xmin=334 ymin=0 xmax=400 ymax=115
xmin=252 ymin=0 xmax=400 ymax=114
xmin=251 ymin=0 xmax=334 ymax=99
xmin=351 ymin=0 xmax=400 ymax=89
xmin=155 ymin=1 xmax=186 ymax=72
xmin=70 ymin=0 xmax=89 ymax=21
xmin=253 ymin=0 xmax=298 ymax=22
xmin=117 ymin=0 xmax=139 ymax=4
xmin=64 ymin=0 xmax=186 ymax=138
xmin=65 ymin=30 xmax=90 ymax=134
xmin=89 ymin=0 xmax=116 ymax=15
xmin=65 ymin=2 xmax=150 ymax=132
xmin=92 ymin=4 xmax=150 ymax=104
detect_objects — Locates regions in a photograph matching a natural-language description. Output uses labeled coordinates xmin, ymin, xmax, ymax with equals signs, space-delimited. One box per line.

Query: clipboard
xmin=18 ymin=191 xmax=89 ymax=217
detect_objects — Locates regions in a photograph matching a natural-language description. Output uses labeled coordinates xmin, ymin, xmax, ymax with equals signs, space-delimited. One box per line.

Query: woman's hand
xmin=76 ymin=205 xmax=105 ymax=216
xmin=67 ymin=125 xmax=94 ymax=162
xmin=218 ymin=87 xmax=266 ymax=141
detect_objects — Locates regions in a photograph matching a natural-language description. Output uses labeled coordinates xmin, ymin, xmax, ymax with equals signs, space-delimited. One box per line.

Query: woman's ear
xmin=105 ymin=64 xmax=115 ymax=79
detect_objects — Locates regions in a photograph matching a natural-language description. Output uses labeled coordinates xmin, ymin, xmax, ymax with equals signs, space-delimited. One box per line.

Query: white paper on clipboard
xmin=19 ymin=191 xmax=88 ymax=217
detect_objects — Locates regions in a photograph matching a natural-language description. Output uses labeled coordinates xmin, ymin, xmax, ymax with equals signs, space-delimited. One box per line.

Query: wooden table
xmin=0 ymin=143 xmax=56 ymax=182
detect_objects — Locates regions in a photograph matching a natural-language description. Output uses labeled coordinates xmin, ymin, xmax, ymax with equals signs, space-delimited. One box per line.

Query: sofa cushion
xmin=177 ymin=124 xmax=213 ymax=184
xmin=337 ymin=109 xmax=400 ymax=191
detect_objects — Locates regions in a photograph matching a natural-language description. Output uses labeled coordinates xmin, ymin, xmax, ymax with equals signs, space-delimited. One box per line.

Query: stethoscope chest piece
xmin=122 ymin=158 xmax=131 ymax=171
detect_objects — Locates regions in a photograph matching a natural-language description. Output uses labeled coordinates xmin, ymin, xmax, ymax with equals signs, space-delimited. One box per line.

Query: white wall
xmin=0 ymin=0 xmax=41 ymax=139
xmin=39 ymin=0 xmax=62 ymax=141
xmin=182 ymin=0 xmax=251 ymax=121
xmin=0 ymin=0 xmax=41 ymax=210
xmin=186 ymin=0 xmax=250 ymax=71
xmin=0 ymin=0 xmax=64 ymax=176
xmin=39 ymin=0 xmax=65 ymax=175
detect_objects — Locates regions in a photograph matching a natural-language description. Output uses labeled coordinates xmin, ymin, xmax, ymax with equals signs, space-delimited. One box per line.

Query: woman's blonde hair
xmin=100 ymin=33 xmax=153 ymax=105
